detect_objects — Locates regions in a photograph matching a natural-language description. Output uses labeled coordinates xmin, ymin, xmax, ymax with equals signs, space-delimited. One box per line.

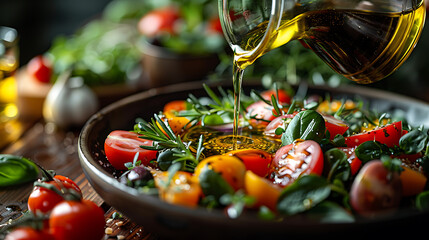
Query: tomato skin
xmin=244 ymin=170 xmax=281 ymax=211
xmin=246 ymin=101 xmax=276 ymax=127
xmin=349 ymin=160 xmax=402 ymax=217
xmin=321 ymin=114 xmax=349 ymax=140
xmin=138 ymin=6 xmax=180 ymax=37
xmin=5 ymin=227 xmax=54 ymax=240
xmin=104 ymin=130 xmax=157 ymax=170
xmin=344 ymin=121 xmax=402 ymax=148
xmin=154 ymin=171 xmax=202 ymax=207
xmin=163 ymin=100 xmax=187 ymax=119
xmin=260 ymin=89 xmax=291 ymax=104
xmin=338 ymin=147 xmax=362 ymax=175
xmin=269 ymin=140 xmax=324 ymax=187
xmin=194 ymin=155 xmax=246 ymax=191
xmin=226 ymin=149 xmax=273 ymax=177
xmin=49 ymin=200 xmax=105 ymax=240
xmin=263 ymin=113 xmax=297 ymax=139
xmin=26 ymin=55 xmax=52 ymax=84
xmin=207 ymin=17 xmax=223 ymax=34
xmin=28 ymin=175 xmax=82 ymax=214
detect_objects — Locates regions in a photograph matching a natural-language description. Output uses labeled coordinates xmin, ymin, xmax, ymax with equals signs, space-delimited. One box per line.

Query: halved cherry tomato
xmin=26 ymin=55 xmax=52 ymax=84
xmin=321 ymin=113 xmax=349 ymax=140
xmin=344 ymin=121 xmax=402 ymax=148
xmin=260 ymin=89 xmax=291 ymax=104
xmin=269 ymin=140 xmax=324 ymax=187
xmin=104 ymin=130 xmax=157 ymax=170
xmin=399 ymin=166 xmax=427 ymax=197
xmin=263 ymin=113 xmax=297 ymax=139
xmin=194 ymin=155 xmax=246 ymax=191
xmin=226 ymin=149 xmax=273 ymax=177
xmin=350 ymin=160 xmax=402 ymax=217
xmin=163 ymin=100 xmax=187 ymax=119
xmin=244 ymin=170 xmax=282 ymax=211
xmin=137 ymin=6 xmax=180 ymax=37
xmin=5 ymin=226 xmax=54 ymax=240
xmin=153 ymin=171 xmax=202 ymax=207
xmin=246 ymin=101 xmax=276 ymax=127
xmin=338 ymin=147 xmax=362 ymax=176
xmin=49 ymin=199 xmax=105 ymax=240
xmin=28 ymin=175 xmax=82 ymax=214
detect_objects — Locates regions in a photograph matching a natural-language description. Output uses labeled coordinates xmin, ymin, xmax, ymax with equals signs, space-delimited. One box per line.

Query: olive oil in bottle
xmin=234 ymin=3 xmax=426 ymax=84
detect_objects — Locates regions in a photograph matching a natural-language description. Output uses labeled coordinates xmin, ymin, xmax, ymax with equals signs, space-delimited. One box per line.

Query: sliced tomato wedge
xmin=226 ymin=149 xmax=273 ymax=177
xmin=338 ymin=147 xmax=362 ymax=175
xmin=263 ymin=113 xmax=297 ymax=138
xmin=321 ymin=113 xmax=349 ymax=140
xmin=246 ymin=101 xmax=276 ymax=127
xmin=104 ymin=130 xmax=158 ymax=170
xmin=269 ymin=140 xmax=324 ymax=187
xmin=344 ymin=121 xmax=402 ymax=148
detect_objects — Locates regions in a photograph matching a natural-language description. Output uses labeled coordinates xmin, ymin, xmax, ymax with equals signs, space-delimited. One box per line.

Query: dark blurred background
xmin=1 ymin=0 xmax=428 ymax=101
xmin=0 ymin=0 xmax=112 ymax=65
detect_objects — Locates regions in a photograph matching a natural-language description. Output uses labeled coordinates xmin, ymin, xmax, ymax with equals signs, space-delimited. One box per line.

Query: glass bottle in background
xmin=0 ymin=26 xmax=22 ymax=149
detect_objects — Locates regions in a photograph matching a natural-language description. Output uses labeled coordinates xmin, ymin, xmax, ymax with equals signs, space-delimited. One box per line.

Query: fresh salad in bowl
xmin=102 ymin=83 xmax=429 ymax=222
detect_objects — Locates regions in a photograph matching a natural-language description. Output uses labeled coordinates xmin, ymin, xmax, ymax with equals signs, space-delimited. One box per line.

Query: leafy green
xmin=198 ymin=167 xmax=234 ymax=202
xmin=277 ymin=175 xmax=331 ymax=215
xmin=323 ymin=148 xmax=351 ymax=182
xmin=306 ymin=201 xmax=354 ymax=223
xmin=416 ymin=191 xmax=429 ymax=211
xmin=399 ymin=129 xmax=428 ymax=155
xmin=0 ymin=154 xmax=39 ymax=188
xmin=354 ymin=141 xmax=392 ymax=164
xmin=281 ymin=110 xmax=325 ymax=145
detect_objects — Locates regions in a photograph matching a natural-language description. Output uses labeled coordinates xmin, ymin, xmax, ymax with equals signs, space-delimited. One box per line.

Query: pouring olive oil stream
xmin=214 ymin=0 xmax=426 ymax=151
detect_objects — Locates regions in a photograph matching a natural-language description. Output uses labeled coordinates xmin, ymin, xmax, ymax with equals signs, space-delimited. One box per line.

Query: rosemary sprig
xmin=177 ymin=83 xmax=247 ymax=127
xmin=134 ymin=114 xmax=204 ymax=172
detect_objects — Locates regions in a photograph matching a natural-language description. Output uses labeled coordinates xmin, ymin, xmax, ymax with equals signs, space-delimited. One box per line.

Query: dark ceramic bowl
xmin=78 ymin=80 xmax=429 ymax=239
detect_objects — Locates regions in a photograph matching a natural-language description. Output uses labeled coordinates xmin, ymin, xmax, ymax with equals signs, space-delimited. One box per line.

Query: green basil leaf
xmin=399 ymin=129 xmax=428 ymax=155
xmin=354 ymin=141 xmax=391 ymax=164
xmin=306 ymin=201 xmax=355 ymax=223
xmin=416 ymin=191 xmax=429 ymax=211
xmin=281 ymin=110 xmax=325 ymax=145
xmin=0 ymin=154 xmax=39 ymax=187
xmin=198 ymin=166 xmax=234 ymax=202
xmin=323 ymin=148 xmax=351 ymax=182
xmin=277 ymin=175 xmax=331 ymax=215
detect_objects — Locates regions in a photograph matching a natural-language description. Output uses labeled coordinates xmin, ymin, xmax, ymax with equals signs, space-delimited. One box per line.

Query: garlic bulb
xmin=43 ymin=72 xmax=99 ymax=129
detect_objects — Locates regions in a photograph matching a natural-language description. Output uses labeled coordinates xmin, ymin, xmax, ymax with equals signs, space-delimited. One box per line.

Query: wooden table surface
xmin=0 ymin=118 xmax=158 ymax=239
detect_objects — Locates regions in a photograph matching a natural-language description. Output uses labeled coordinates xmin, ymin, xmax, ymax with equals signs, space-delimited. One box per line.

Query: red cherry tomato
xmin=226 ymin=149 xmax=273 ymax=177
xmin=5 ymin=227 xmax=54 ymax=240
xmin=269 ymin=140 xmax=324 ymax=187
xmin=28 ymin=175 xmax=82 ymax=214
xmin=344 ymin=121 xmax=402 ymax=148
xmin=137 ymin=6 xmax=180 ymax=37
xmin=263 ymin=113 xmax=297 ymax=138
xmin=321 ymin=113 xmax=349 ymax=140
xmin=207 ymin=17 xmax=223 ymax=34
xmin=49 ymin=199 xmax=105 ymax=240
xmin=26 ymin=55 xmax=52 ymax=84
xmin=260 ymin=89 xmax=291 ymax=104
xmin=338 ymin=147 xmax=362 ymax=175
xmin=349 ymin=160 xmax=402 ymax=217
xmin=104 ymin=130 xmax=158 ymax=170
xmin=246 ymin=101 xmax=276 ymax=127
